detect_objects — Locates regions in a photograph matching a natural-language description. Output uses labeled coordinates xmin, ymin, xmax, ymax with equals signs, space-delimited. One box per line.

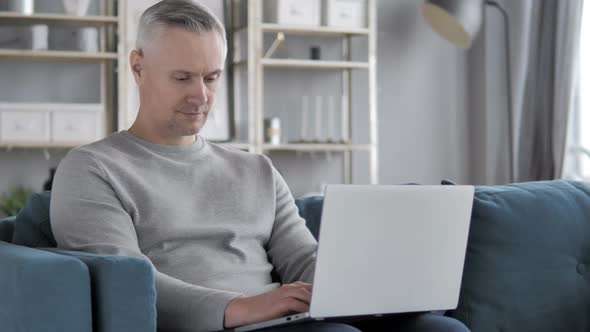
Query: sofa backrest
xmin=448 ymin=179 xmax=590 ymax=332
xmin=11 ymin=191 xmax=56 ymax=248
xmin=0 ymin=216 xmax=16 ymax=242
xmin=295 ymin=195 xmax=323 ymax=240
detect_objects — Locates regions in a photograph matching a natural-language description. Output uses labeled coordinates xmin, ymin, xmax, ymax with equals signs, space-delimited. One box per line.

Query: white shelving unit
xmin=0 ymin=1 xmax=119 ymax=149
xmin=229 ymin=0 xmax=379 ymax=184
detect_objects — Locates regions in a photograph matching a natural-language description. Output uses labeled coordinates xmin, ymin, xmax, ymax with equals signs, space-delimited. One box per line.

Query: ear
xmin=130 ymin=49 xmax=144 ymax=84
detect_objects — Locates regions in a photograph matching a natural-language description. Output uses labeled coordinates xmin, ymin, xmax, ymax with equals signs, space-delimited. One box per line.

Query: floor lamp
xmin=421 ymin=0 xmax=514 ymax=181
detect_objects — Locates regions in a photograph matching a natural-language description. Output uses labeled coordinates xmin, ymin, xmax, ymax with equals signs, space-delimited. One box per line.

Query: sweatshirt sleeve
xmin=50 ymin=149 xmax=241 ymax=332
xmin=265 ymin=165 xmax=318 ymax=284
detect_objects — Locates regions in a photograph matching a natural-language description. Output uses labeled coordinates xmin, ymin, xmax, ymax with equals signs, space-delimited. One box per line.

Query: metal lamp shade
xmin=421 ymin=0 xmax=484 ymax=49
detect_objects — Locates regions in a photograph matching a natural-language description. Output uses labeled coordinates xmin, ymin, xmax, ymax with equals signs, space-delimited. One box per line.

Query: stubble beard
xmin=168 ymin=103 xmax=210 ymax=137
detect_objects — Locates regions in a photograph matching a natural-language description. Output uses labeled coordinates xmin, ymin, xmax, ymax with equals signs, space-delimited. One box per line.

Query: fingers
xmin=284 ymin=281 xmax=313 ymax=292
xmin=284 ymin=286 xmax=312 ymax=304
xmin=228 ymin=284 xmax=314 ymax=327
xmin=279 ymin=283 xmax=312 ymax=307
xmin=281 ymin=282 xmax=313 ymax=304
xmin=280 ymin=297 xmax=310 ymax=314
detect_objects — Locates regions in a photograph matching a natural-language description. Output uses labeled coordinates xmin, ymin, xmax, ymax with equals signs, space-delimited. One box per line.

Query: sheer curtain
xmin=563 ymin=1 xmax=590 ymax=180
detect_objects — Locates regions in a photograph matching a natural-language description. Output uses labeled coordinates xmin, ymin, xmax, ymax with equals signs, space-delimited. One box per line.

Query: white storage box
xmin=0 ymin=103 xmax=103 ymax=145
xmin=0 ymin=108 xmax=50 ymax=143
xmin=52 ymin=104 xmax=103 ymax=143
xmin=264 ymin=0 xmax=321 ymax=26
xmin=323 ymin=0 xmax=366 ymax=28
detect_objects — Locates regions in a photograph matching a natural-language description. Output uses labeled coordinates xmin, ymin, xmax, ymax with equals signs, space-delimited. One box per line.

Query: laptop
xmin=235 ymin=184 xmax=475 ymax=331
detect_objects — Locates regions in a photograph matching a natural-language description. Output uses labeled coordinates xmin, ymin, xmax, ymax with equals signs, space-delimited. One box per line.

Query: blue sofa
xmin=0 ymin=193 xmax=157 ymax=332
xmin=0 ymin=180 xmax=589 ymax=332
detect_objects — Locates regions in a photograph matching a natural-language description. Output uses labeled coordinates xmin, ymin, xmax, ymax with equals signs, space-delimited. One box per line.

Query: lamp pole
xmin=486 ymin=1 xmax=515 ymax=182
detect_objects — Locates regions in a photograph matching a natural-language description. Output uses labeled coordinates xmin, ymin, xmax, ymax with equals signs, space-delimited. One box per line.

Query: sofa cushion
xmin=448 ymin=180 xmax=590 ymax=332
xmin=11 ymin=191 xmax=56 ymax=247
xmin=0 ymin=216 xmax=16 ymax=242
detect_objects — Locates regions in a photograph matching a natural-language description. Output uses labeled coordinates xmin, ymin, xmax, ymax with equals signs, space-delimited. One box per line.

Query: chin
xmin=171 ymin=116 xmax=207 ymax=137
xmin=189 ymin=122 xmax=206 ymax=135
xmin=178 ymin=127 xmax=201 ymax=137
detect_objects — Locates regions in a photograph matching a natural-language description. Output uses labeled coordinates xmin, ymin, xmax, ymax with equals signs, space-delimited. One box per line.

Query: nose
xmin=186 ymin=78 xmax=208 ymax=105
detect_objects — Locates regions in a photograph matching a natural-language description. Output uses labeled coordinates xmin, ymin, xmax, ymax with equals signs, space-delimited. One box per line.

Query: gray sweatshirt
xmin=50 ymin=130 xmax=318 ymax=332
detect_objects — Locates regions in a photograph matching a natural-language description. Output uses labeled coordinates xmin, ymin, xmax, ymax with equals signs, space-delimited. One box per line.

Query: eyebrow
xmin=170 ymin=69 xmax=223 ymax=77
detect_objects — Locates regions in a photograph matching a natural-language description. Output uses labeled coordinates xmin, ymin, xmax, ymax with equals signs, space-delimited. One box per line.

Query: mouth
xmin=178 ymin=111 xmax=206 ymax=119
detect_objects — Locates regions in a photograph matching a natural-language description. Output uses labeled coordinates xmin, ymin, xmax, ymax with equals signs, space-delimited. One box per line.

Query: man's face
xmin=131 ymin=26 xmax=225 ymax=140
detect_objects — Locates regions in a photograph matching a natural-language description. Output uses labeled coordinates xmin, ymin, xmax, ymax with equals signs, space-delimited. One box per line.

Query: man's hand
xmin=224 ymin=282 xmax=312 ymax=328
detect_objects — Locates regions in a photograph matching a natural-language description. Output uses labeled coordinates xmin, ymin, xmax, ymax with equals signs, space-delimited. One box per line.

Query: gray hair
xmin=136 ymin=0 xmax=227 ymax=51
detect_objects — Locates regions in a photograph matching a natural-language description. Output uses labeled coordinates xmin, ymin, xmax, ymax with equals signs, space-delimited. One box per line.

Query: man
xmin=50 ymin=1 xmax=468 ymax=332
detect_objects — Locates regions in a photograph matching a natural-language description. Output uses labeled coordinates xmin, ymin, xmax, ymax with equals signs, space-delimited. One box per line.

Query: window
xmin=569 ymin=0 xmax=590 ymax=179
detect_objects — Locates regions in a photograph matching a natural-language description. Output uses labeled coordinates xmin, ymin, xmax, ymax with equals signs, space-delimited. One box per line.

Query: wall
xmin=0 ymin=0 xmax=472 ymax=202
xmin=373 ymin=0 xmax=470 ymax=186
xmin=0 ymin=148 xmax=68 ymax=192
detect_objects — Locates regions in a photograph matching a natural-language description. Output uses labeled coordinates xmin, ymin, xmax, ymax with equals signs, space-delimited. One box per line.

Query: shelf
xmin=263 ymin=143 xmax=372 ymax=152
xmin=233 ymin=59 xmax=368 ymax=70
xmin=262 ymin=24 xmax=369 ymax=36
xmin=0 ymin=102 xmax=102 ymax=111
xmin=0 ymin=142 xmax=85 ymax=149
xmin=257 ymin=59 xmax=369 ymax=70
xmin=233 ymin=24 xmax=369 ymax=36
xmin=0 ymin=49 xmax=117 ymax=61
xmin=0 ymin=12 xmax=118 ymax=25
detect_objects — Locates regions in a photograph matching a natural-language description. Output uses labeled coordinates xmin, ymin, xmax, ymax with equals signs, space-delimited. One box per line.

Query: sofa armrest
xmin=0 ymin=241 xmax=92 ymax=332
xmin=44 ymin=249 xmax=157 ymax=332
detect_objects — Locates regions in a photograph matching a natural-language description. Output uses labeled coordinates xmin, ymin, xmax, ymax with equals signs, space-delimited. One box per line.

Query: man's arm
xmin=224 ymin=162 xmax=320 ymax=329
xmin=266 ymin=165 xmax=318 ymax=283
xmin=50 ymin=150 xmax=240 ymax=332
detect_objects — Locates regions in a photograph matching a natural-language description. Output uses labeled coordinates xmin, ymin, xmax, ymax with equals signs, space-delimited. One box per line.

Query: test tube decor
xmin=314 ymin=95 xmax=323 ymax=143
xmin=327 ymin=96 xmax=335 ymax=143
xmin=341 ymin=95 xmax=350 ymax=144
xmin=300 ymin=95 xmax=309 ymax=143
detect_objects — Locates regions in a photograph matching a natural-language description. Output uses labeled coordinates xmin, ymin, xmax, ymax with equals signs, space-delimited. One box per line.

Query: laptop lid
xmin=309 ymin=185 xmax=474 ymax=318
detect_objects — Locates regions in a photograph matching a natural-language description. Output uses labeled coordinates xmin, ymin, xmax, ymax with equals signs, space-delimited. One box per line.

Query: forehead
xmin=143 ymin=26 xmax=226 ymax=71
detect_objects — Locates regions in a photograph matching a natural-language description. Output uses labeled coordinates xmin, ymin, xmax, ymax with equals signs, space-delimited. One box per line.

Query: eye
xmin=205 ymin=75 xmax=219 ymax=83
xmin=175 ymin=76 xmax=190 ymax=82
